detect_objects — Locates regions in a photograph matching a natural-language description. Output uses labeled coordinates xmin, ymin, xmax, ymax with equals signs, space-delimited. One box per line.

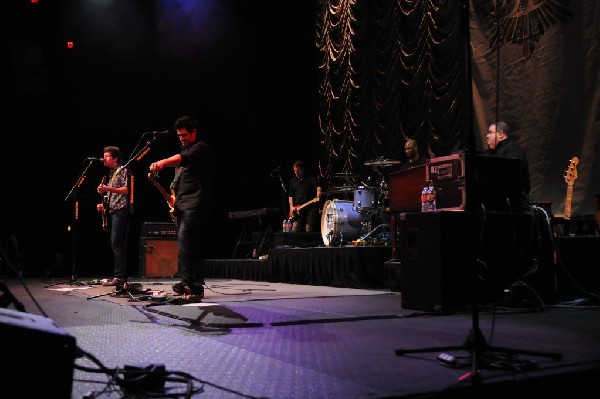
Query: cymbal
xmin=332 ymin=172 xmax=359 ymax=178
xmin=364 ymin=158 xmax=401 ymax=167
xmin=325 ymin=186 xmax=355 ymax=195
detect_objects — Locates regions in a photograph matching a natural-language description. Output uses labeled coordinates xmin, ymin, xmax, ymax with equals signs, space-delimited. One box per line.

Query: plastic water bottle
xmin=421 ymin=181 xmax=431 ymax=212
xmin=282 ymin=219 xmax=287 ymax=232
xmin=429 ymin=181 xmax=437 ymax=211
xmin=421 ymin=181 xmax=437 ymax=212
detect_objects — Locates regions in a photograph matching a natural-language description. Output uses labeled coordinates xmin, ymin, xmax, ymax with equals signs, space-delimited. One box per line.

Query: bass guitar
xmin=290 ymin=197 xmax=320 ymax=220
xmin=563 ymin=156 xmax=579 ymax=220
xmin=100 ymin=175 xmax=110 ymax=232
xmin=148 ymin=172 xmax=177 ymax=225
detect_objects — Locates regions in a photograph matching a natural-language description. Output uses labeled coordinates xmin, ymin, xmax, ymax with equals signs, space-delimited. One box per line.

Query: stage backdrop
xmin=316 ymin=0 xmax=599 ymax=217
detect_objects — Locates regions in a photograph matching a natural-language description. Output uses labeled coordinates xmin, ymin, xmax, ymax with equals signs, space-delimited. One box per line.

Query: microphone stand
xmin=271 ymin=167 xmax=288 ymax=221
xmin=47 ymin=159 xmax=97 ymax=287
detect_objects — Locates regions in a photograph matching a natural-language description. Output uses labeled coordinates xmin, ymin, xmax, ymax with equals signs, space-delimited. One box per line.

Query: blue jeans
xmin=110 ymin=208 xmax=130 ymax=280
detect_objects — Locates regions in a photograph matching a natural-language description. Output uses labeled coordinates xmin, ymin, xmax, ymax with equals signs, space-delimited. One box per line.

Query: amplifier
xmin=141 ymin=222 xmax=177 ymax=237
xmin=139 ymin=237 xmax=178 ymax=278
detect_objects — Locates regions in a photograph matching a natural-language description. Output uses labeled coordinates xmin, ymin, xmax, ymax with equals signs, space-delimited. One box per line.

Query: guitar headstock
xmin=564 ymin=157 xmax=579 ymax=186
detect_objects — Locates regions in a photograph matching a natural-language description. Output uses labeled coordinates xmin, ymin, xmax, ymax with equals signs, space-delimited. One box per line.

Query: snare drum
xmin=353 ymin=186 xmax=376 ymax=212
xmin=321 ymin=200 xmax=369 ymax=246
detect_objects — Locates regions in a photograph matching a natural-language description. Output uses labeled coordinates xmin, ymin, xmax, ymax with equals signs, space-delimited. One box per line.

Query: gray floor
xmin=2 ymin=277 xmax=600 ymax=398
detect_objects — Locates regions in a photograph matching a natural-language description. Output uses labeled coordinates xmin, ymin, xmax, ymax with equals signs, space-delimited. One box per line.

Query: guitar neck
xmin=148 ymin=173 xmax=174 ymax=203
xmin=565 ymin=185 xmax=573 ymax=220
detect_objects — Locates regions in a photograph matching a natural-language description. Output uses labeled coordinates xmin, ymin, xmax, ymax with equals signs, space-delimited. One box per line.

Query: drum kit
xmin=321 ymin=158 xmax=401 ymax=246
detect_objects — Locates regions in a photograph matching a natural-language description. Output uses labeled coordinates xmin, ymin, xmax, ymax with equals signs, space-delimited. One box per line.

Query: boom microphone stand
xmin=271 ymin=166 xmax=288 ymax=220
xmin=47 ymin=159 xmax=98 ymax=288
xmin=86 ymin=282 xmax=147 ymax=301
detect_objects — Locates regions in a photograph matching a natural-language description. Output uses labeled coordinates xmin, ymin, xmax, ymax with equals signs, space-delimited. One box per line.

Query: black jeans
xmin=176 ymin=209 xmax=210 ymax=288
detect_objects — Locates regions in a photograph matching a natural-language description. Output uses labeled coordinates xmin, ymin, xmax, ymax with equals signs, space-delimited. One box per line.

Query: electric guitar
xmin=290 ymin=197 xmax=320 ymax=220
xmin=563 ymin=156 xmax=579 ymax=220
xmin=100 ymin=175 xmax=110 ymax=232
xmin=148 ymin=172 xmax=177 ymax=226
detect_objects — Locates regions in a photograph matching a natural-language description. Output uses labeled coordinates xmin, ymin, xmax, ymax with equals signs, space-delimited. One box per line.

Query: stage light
xmin=67 ymin=41 xmax=74 ymax=49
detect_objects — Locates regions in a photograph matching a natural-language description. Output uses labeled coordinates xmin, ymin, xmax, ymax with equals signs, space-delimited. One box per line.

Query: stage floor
xmin=2 ymin=277 xmax=600 ymax=398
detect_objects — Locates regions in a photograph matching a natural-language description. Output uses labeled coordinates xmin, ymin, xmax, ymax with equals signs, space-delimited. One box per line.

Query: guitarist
xmin=95 ymin=146 xmax=131 ymax=287
xmin=288 ymin=160 xmax=322 ymax=232
xmin=149 ymin=115 xmax=215 ymax=301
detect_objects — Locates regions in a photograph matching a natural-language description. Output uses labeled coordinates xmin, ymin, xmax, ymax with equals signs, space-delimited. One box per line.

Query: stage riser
xmin=204 ymin=246 xmax=392 ymax=289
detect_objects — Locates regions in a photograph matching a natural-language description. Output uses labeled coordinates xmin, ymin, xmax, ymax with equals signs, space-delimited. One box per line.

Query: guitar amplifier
xmin=141 ymin=222 xmax=177 ymax=237
xmin=139 ymin=237 xmax=178 ymax=278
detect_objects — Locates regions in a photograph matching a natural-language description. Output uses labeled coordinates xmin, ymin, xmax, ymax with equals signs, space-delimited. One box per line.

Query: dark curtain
xmin=316 ymin=0 xmax=600 ymax=216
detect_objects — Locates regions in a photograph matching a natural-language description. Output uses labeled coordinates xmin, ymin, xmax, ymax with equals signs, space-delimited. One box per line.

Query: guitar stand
xmin=395 ymin=261 xmax=563 ymax=385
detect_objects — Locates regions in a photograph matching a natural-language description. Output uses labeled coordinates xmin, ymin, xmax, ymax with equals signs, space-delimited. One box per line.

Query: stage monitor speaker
xmin=0 ymin=308 xmax=77 ymax=398
xmin=139 ymin=237 xmax=178 ymax=278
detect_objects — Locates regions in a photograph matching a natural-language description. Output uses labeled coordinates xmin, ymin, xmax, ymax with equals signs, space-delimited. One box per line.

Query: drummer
xmin=288 ymin=160 xmax=322 ymax=233
xmin=398 ymin=138 xmax=427 ymax=170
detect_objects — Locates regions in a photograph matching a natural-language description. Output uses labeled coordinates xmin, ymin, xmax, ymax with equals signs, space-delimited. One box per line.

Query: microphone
xmin=86 ymin=157 xmax=104 ymax=162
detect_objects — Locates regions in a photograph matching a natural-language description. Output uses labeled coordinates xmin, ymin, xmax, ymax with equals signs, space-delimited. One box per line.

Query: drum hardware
xmin=352 ymin=223 xmax=390 ymax=246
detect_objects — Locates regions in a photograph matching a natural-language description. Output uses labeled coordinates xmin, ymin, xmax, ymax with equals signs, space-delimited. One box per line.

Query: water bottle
xmin=421 ymin=181 xmax=431 ymax=212
xmin=428 ymin=181 xmax=437 ymax=211
xmin=282 ymin=219 xmax=287 ymax=232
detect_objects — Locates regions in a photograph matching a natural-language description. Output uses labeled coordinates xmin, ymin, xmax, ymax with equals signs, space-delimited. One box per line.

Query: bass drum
xmin=321 ymin=200 xmax=368 ymax=246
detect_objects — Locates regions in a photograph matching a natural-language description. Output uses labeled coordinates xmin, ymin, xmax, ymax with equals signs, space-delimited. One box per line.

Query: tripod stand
xmin=395 ymin=256 xmax=563 ymax=384
xmin=86 ymin=282 xmax=146 ymax=301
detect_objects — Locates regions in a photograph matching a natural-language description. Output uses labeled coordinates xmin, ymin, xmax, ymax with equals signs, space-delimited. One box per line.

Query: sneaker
xmin=102 ymin=278 xmax=125 ymax=287
xmin=172 ymin=281 xmax=187 ymax=295
xmin=172 ymin=282 xmax=204 ymax=297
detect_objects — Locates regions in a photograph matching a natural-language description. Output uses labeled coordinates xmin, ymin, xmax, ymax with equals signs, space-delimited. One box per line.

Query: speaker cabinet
xmin=139 ymin=237 xmax=178 ymax=278
xmin=398 ymin=211 xmax=538 ymax=311
xmin=0 ymin=308 xmax=77 ymax=397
